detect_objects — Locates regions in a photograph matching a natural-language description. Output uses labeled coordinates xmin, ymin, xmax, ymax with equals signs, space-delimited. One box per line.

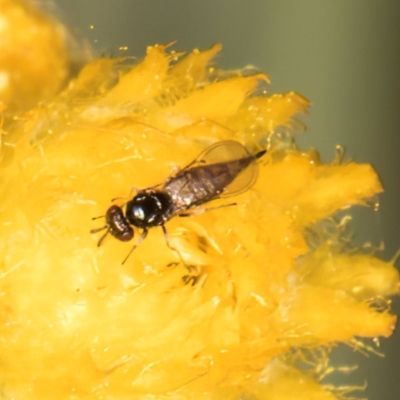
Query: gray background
xmin=49 ymin=1 xmax=400 ymax=398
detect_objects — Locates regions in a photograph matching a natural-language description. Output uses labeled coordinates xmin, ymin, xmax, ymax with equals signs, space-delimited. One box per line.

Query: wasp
xmin=91 ymin=140 xmax=266 ymax=263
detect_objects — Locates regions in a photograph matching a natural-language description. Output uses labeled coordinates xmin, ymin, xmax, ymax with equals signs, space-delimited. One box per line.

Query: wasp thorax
xmin=126 ymin=191 xmax=173 ymax=228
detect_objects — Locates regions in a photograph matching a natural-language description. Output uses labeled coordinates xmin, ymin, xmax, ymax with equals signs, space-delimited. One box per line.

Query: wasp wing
xmin=163 ymin=140 xmax=264 ymax=211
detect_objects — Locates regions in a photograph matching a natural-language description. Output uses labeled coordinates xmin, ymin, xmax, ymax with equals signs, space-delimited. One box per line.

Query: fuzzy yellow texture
xmin=0 ymin=2 xmax=399 ymax=400
xmin=0 ymin=0 xmax=69 ymax=110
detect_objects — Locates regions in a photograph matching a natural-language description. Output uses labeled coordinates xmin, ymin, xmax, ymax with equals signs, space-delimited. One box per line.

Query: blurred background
xmin=49 ymin=1 xmax=400 ymax=398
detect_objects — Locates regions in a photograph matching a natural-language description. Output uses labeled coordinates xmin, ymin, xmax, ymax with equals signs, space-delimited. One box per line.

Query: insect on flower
xmin=91 ymin=140 xmax=266 ymax=263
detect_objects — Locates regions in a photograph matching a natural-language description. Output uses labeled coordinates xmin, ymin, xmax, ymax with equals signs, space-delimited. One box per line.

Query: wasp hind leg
xmin=178 ymin=202 xmax=237 ymax=217
xmin=161 ymin=226 xmax=205 ymax=286
xmin=161 ymin=224 xmax=186 ymax=259
xmin=182 ymin=274 xmax=201 ymax=286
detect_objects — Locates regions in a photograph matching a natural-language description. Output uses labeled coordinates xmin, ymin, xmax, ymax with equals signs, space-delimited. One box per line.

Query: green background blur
xmin=51 ymin=1 xmax=400 ymax=398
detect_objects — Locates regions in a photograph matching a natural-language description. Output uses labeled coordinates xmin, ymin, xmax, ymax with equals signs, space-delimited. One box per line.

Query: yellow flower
xmin=0 ymin=1 xmax=398 ymax=399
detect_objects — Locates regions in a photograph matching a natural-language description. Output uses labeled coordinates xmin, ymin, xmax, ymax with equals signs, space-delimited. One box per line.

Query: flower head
xmin=0 ymin=1 xmax=398 ymax=399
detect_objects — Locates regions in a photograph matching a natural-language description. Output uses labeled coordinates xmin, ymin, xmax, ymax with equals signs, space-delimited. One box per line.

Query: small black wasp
xmin=91 ymin=140 xmax=266 ymax=263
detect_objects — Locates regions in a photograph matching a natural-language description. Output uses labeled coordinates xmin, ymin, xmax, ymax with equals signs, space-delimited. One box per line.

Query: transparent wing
xmin=168 ymin=140 xmax=261 ymax=201
xmin=191 ymin=140 xmax=251 ymax=164
xmin=199 ymin=140 xmax=260 ymax=197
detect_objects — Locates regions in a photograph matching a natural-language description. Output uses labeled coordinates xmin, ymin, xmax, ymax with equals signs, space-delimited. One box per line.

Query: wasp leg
xmin=161 ymin=225 xmax=188 ymax=267
xmin=178 ymin=202 xmax=237 ymax=217
xmin=135 ymin=174 xmax=168 ymax=193
xmin=167 ymin=261 xmax=179 ymax=268
xmin=182 ymin=274 xmax=200 ymax=286
xmin=121 ymin=229 xmax=148 ymax=265
xmin=161 ymin=225 xmax=172 ymax=249
xmin=166 ymin=157 xmax=207 ymax=182
xmin=182 ymin=264 xmax=204 ymax=286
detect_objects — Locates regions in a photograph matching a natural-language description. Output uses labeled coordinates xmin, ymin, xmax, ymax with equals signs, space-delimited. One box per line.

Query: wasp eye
xmin=119 ymin=229 xmax=134 ymax=241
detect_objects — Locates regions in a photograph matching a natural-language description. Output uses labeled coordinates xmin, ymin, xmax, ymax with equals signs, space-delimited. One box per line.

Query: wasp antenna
xmin=96 ymin=228 xmax=111 ymax=247
xmin=92 ymin=215 xmax=105 ymax=221
xmin=90 ymin=225 xmax=107 ymax=234
xmin=110 ymin=197 xmax=128 ymax=202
